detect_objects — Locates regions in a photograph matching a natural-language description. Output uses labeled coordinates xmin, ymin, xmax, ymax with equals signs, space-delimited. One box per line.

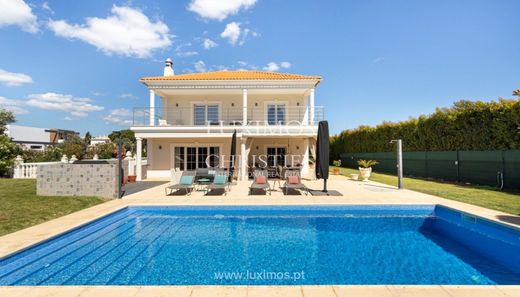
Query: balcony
xmin=132 ymin=106 xmax=325 ymax=128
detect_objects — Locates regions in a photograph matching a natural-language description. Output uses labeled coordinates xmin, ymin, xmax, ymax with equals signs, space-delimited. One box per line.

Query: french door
xmin=174 ymin=145 xmax=220 ymax=170
xmin=266 ymin=104 xmax=286 ymax=125
xmin=194 ymin=104 xmax=219 ymax=125
xmin=266 ymin=147 xmax=286 ymax=167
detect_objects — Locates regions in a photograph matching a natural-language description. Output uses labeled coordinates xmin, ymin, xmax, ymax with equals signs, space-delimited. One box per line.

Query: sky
xmin=0 ymin=0 xmax=519 ymax=136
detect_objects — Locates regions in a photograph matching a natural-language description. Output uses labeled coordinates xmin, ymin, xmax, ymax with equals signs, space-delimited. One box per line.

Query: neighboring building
xmin=90 ymin=135 xmax=111 ymax=146
xmin=130 ymin=59 xmax=323 ymax=180
xmin=5 ymin=125 xmax=79 ymax=151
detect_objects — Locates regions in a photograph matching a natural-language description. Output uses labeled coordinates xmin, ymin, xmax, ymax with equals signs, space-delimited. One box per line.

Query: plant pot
xmin=358 ymin=167 xmax=372 ymax=181
xmin=332 ymin=168 xmax=340 ymax=175
xmin=128 ymin=175 xmax=137 ymax=182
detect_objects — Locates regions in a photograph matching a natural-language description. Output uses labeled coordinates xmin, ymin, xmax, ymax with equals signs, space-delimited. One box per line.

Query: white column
xmin=149 ymin=89 xmax=155 ymax=126
xmin=136 ymin=137 xmax=142 ymax=181
xmin=147 ymin=139 xmax=153 ymax=169
xmin=240 ymin=137 xmax=247 ymax=180
xmin=302 ymin=94 xmax=309 ymax=125
xmin=242 ymin=89 xmax=248 ymax=126
xmin=309 ymin=88 xmax=315 ymax=125
xmin=302 ymin=138 xmax=310 ymax=175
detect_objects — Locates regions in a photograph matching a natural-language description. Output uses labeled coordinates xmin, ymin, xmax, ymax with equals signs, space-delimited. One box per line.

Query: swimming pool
xmin=0 ymin=205 xmax=518 ymax=285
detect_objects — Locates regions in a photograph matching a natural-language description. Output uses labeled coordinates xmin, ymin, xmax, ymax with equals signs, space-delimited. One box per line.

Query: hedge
xmin=330 ymin=99 xmax=520 ymax=159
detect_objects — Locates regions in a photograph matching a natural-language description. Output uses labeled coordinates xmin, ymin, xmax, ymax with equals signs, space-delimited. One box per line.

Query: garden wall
xmin=37 ymin=162 xmax=127 ymax=199
xmin=340 ymin=150 xmax=520 ymax=189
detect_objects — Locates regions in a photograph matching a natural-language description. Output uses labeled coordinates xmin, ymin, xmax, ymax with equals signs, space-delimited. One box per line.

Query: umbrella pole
xmin=323 ymin=179 xmax=328 ymax=192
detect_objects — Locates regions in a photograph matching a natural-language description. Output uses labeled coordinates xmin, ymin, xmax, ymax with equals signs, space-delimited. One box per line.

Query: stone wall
xmin=37 ymin=162 xmax=127 ymax=199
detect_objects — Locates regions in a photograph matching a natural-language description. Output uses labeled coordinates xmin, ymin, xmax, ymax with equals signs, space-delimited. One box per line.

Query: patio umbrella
xmin=229 ymin=130 xmax=237 ymax=182
xmin=315 ymin=121 xmax=330 ymax=192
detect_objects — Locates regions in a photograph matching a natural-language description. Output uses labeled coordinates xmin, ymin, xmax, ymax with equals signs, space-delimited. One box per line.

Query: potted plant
xmin=357 ymin=159 xmax=379 ymax=181
xmin=332 ymin=160 xmax=341 ymax=175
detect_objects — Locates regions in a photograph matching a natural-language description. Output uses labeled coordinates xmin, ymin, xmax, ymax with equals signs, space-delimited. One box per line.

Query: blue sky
xmin=0 ymin=0 xmax=519 ymax=136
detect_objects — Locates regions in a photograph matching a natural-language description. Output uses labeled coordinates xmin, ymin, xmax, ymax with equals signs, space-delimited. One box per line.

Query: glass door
xmin=267 ymin=104 xmax=286 ymax=125
xmin=174 ymin=146 xmax=221 ymax=170
xmin=266 ymin=147 xmax=286 ymax=167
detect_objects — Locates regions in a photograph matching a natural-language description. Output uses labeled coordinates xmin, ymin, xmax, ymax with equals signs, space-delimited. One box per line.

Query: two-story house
xmin=131 ymin=59 xmax=323 ymax=181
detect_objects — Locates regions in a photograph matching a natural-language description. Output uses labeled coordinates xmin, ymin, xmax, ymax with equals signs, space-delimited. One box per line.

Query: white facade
xmin=131 ymin=64 xmax=322 ymax=181
xmin=90 ymin=136 xmax=111 ymax=146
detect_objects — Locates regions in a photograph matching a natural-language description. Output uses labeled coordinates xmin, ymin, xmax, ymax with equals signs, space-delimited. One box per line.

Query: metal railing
xmin=132 ymin=106 xmax=324 ymax=127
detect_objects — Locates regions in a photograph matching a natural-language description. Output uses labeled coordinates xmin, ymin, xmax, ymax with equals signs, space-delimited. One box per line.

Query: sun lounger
xmin=205 ymin=170 xmax=230 ymax=195
xmin=283 ymin=169 xmax=308 ymax=195
xmin=165 ymin=171 xmax=196 ymax=195
xmin=249 ymin=169 xmax=271 ymax=195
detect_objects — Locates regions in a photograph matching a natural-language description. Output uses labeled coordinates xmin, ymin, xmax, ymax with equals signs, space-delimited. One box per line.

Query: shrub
xmin=0 ymin=135 xmax=22 ymax=176
xmin=332 ymin=160 xmax=342 ymax=167
xmin=330 ymin=99 xmax=520 ymax=154
xmin=86 ymin=142 xmax=117 ymax=159
xmin=22 ymin=146 xmax=62 ymax=162
xmin=357 ymin=159 xmax=379 ymax=168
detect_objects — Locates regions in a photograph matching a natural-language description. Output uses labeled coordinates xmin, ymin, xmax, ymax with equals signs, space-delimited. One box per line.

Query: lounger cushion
xmin=288 ymin=176 xmax=299 ymax=184
xmin=180 ymin=176 xmax=194 ymax=185
xmin=255 ymin=176 xmax=267 ymax=184
xmin=214 ymin=175 xmax=227 ymax=185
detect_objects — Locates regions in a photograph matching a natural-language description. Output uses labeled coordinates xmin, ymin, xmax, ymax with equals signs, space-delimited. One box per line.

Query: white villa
xmin=131 ymin=59 xmax=323 ymax=181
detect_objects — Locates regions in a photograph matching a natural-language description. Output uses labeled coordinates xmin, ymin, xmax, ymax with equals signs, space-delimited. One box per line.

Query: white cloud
xmin=0 ymin=96 xmax=29 ymax=115
xmin=372 ymin=56 xmax=385 ymax=64
xmin=263 ymin=61 xmax=291 ymax=72
xmin=0 ymin=69 xmax=33 ymax=86
xmin=194 ymin=60 xmax=207 ymax=72
xmin=0 ymin=0 xmax=38 ymax=33
xmin=188 ymin=0 xmax=257 ymax=21
xmin=176 ymin=51 xmax=198 ymax=57
xmin=48 ymin=5 xmax=172 ymax=58
xmin=263 ymin=62 xmax=279 ymax=72
xmin=103 ymin=108 xmax=133 ymax=125
xmin=26 ymin=92 xmax=104 ymax=117
xmin=220 ymin=22 xmax=241 ymax=45
xmin=120 ymin=93 xmax=137 ymax=99
xmin=41 ymin=1 xmax=53 ymax=14
xmin=203 ymin=38 xmax=217 ymax=49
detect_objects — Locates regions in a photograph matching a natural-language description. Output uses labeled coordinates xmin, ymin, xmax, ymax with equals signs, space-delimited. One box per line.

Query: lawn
xmin=0 ymin=179 xmax=106 ymax=236
xmin=334 ymin=167 xmax=520 ymax=215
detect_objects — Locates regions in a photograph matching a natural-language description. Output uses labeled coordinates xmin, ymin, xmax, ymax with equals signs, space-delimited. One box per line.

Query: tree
xmin=109 ymin=129 xmax=136 ymax=153
xmin=0 ymin=135 xmax=22 ymax=176
xmin=86 ymin=142 xmax=117 ymax=159
xmin=58 ymin=134 xmax=87 ymax=159
xmin=0 ymin=109 xmax=15 ymax=135
xmin=84 ymin=131 xmax=92 ymax=145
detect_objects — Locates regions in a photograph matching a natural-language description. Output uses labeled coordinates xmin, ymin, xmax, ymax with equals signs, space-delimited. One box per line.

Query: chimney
xmin=163 ymin=58 xmax=174 ymax=76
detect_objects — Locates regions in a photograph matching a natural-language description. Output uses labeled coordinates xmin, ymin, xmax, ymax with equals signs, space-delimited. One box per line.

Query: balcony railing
xmin=132 ymin=106 xmax=325 ymax=127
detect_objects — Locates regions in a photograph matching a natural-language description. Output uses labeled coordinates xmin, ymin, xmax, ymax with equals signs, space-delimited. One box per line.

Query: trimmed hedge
xmin=330 ymin=99 xmax=520 ymax=159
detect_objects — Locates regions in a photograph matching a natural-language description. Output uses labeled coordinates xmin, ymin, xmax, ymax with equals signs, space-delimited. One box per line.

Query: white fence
xmin=13 ymin=153 xmax=147 ymax=179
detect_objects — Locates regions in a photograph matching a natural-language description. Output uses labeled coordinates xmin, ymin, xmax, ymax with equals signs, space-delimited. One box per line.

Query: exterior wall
xmin=148 ymin=137 xmax=232 ymax=171
xmin=37 ymin=162 xmax=127 ymax=199
xmin=248 ymin=138 xmax=306 ymax=166
xmin=147 ymin=136 xmax=308 ymax=173
xmin=161 ymin=93 xmax=308 ymax=125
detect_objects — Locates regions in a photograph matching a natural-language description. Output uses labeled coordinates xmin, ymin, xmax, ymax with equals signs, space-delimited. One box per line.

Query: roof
xmin=140 ymin=70 xmax=321 ymax=82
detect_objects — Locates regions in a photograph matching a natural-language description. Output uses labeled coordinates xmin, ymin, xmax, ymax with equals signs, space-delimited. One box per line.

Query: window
xmin=267 ymin=104 xmax=285 ymax=125
xmin=266 ymin=147 xmax=286 ymax=167
xmin=174 ymin=146 xmax=221 ymax=170
xmin=194 ymin=104 xmax=219 ymax=125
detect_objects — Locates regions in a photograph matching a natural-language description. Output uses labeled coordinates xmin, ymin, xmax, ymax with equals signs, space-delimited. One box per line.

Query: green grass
xmin=334 ymin=167 xmax=520 ymax=215
xmin=0 ymin=179 xmax=106 ymax=236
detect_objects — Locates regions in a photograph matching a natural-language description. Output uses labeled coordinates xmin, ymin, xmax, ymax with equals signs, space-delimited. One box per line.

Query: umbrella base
xmin=308 ymin=190 xmax=342 ymax=196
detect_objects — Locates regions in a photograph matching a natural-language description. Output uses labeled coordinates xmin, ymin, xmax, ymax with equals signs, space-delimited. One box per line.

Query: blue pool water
xmin=0 ymin=205 xmax=519 ymax=285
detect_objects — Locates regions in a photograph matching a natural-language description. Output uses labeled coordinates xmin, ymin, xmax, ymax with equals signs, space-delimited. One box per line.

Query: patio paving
xmin=0 ymin=175 xmax=519 ymax=296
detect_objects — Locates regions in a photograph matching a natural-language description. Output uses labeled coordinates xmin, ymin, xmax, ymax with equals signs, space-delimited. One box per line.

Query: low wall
xmin=37 ymin=162 xmax=126 ymax=199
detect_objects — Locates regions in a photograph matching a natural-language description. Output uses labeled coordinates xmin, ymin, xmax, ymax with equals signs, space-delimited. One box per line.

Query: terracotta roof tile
xmin=141 ymin=70 xmax=321 ymax=81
